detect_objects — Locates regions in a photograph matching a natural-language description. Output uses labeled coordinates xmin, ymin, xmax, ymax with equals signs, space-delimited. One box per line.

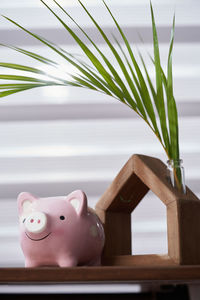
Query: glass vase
xmin=167 ymin=159 xmax=186 ymax=194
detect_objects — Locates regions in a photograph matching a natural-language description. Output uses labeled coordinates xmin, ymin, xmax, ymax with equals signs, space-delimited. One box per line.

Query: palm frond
xmin=0 ymin=1 xmax=181 ymax=188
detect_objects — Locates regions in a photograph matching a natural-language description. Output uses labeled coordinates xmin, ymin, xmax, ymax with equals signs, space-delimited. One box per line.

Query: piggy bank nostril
xmin=37 ymin=219 xmax=41 ymax=224
xmin=30 ymin=219 xmax=34 ymax=223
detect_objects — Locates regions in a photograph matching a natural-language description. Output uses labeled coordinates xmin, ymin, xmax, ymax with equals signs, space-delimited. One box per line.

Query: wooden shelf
xmin=0 ymin=265 xmax=200 ymax=284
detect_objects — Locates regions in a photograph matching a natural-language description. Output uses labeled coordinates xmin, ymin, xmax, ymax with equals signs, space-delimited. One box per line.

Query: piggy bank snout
xmin=25 ymin=212 xmax=47 ymax=234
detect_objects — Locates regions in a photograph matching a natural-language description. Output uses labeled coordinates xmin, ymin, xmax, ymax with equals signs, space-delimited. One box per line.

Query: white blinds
xmin=0 ymin=0 xmax=199 ymax=266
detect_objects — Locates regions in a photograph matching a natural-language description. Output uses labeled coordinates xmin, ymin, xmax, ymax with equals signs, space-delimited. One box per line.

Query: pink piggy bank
xmin=17 ymin=190 xmax=105 ymax=267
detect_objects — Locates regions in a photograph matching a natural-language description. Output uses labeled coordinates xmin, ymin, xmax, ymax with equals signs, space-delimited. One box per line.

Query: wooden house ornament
xmin=95 ymin=154 xmax=200 ymax=266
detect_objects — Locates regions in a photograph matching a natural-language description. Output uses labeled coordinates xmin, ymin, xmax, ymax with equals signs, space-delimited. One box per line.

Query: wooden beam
xmin=96 ymin=208 xmax=132 ymax=257
xmin=0 ymin=266 xmax=200 ymax=283
xmin=132 ymin=154 xmax=199 ymax=205
xmin=102 ymin=254 xmax=176 ymax=266
xmin=96 ymin=155 xmax=149 ymax=213
xmin=167 ymin=198 xmax=200 ymax=264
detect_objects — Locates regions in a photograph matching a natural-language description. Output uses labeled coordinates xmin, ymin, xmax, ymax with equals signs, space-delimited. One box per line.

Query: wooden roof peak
xmin=95 ymin=154 xmax=199 ymax=214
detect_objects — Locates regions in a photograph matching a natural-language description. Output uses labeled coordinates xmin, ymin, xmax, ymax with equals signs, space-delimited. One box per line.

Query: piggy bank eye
xmin=60 ymin=216 xmax=65 ymax=220
xmin=23 ymin=218 xmax=26 ymax=223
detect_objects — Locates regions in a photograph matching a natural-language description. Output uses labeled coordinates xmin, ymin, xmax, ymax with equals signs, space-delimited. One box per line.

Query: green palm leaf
xmin=0 ymin=62 xmax=70 ymax=84
xmin=0 ymin=44 xmax=57 ymax=66
xmin=150 ymin=2 xmax=170 ymax=154
xmin=112 ymin=36 xmax=147 ymax=119
xmin=167 ymin=16 xmax=179 ymax=159
xmin=0 ymin=1 xmax=182 ymax=189
xmin=102 ymin=1 xmax=161 ymax=137
xmin=40 ymin=0 xmax=137 ymax=109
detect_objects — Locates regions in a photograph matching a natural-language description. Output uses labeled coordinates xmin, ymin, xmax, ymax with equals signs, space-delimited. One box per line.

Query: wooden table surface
xmin=0 ymin=265 xmax=200 ymax=284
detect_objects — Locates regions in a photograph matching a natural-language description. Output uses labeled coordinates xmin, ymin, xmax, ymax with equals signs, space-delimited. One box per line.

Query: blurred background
xmin=0 ymin=0 xmax=199 ymax=271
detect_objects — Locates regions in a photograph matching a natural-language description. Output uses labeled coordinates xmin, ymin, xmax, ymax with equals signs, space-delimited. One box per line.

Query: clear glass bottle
xmin=167 ymin=159 xmax=186 ymax=194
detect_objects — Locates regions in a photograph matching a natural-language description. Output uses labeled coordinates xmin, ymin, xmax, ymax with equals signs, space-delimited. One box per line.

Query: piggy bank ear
xmin=66 ymin=190 xmax=87 ymax=216
xmin=17 ymin=192 xmax=38 ymax=216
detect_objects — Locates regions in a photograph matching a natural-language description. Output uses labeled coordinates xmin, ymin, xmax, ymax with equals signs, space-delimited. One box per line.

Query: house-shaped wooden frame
xmin=95 ymin=154 xmax=200 ymax=266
